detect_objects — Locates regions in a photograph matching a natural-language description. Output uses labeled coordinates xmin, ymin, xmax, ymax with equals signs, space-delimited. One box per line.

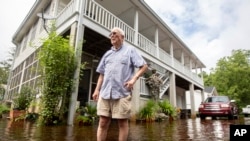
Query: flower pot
xmin=9 ymin=110 xmax=26 ymax=120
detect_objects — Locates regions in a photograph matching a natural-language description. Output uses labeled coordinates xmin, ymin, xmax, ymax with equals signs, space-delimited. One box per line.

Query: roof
xmin=204 ymin=86 xmax=214 ymax=93
xmin=204 ymin=86 xmax=218 ymax=96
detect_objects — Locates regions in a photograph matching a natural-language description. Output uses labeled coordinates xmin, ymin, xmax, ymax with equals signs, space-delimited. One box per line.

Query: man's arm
xmin=133 ymin=64 xmax=148 ymax=81
xmin=92 ymin=74 xmax=104 ymax=101
xmin=124 ymin=64 xmax=148 ymax=90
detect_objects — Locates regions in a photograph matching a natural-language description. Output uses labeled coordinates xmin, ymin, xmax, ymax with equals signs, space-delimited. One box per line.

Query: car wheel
xmin=228 ymin=114 xmax=234 ymax=120
xmin=200 ymin=115 xmax=205 ymax=120
xmin=234 ymin=114 xmax=239 ymax=119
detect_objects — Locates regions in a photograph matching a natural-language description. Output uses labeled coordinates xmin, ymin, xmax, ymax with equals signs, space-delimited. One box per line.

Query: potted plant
xmin=10 ymin=87 xmax=34 ymax=120
xmin=137 ymin=100 xmax=158 ymax=122
xmin=158 ymin=100 xmax=176 ymax=121
xmin=76 ymin=103 xmax=97 ymax=126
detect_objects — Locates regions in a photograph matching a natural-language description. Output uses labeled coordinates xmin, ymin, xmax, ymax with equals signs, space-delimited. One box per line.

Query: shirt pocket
xmin=120 ymin=55 xmax=128 ymax=65
xmin=104 ymin=59 xmax=113 ymax=73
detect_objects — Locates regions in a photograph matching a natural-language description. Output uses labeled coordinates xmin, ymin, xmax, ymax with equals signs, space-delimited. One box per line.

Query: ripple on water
xmin=0 ymin=117 xmax=243 ymax=141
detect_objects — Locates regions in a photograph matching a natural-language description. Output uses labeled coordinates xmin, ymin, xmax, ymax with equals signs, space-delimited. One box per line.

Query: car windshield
xmin=205 ymin=96 xmax=229 ymax=103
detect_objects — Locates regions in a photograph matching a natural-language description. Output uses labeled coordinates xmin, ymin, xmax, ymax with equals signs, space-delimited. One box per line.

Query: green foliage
xmin=76 ymin=104 xmax=97 ymax=116
xmin=76 ymin=115 xmax=94 ymax=126
xmin=200 ymin=71 xmax=213 ymax=86
xmin=38 ymin=25 xmax=76 ymax=125
xmin=158 ymin=99 xmax=176 ymax=117
xmin=138 ymin=100 xmax=158 ymax=122
xmin=0 ymin=47 xmax=15 ymax=99
xmin=0 ymin=62 xmax=9 ymax=84
xmin=138 ymin=99 xmax=177 ymax=122
xmin=0 ymin=47 xmax=15 ymax=85
xmin=84 ymin=103 xmax=97 ymax=118
xmin=13 ymin=87 xmax=35 ymax=110
xmin=14 ymin=112 xmax=39 ymax=122
xmin=0 ymin=86 xmax=5 ymax=100
xmin=76 ymin=103 xmax=97 ymax=126
xmin=0 ymin=103 xmax=10 ymax=115
xmin=203 ymin=49 xmax=250 ymax=108
xmin=25 ymin=112 xmax=39 ymax=122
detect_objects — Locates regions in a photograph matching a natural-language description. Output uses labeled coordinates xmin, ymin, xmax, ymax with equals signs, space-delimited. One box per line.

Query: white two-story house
xmin=4 ymin=0 xmax=206 ymax=125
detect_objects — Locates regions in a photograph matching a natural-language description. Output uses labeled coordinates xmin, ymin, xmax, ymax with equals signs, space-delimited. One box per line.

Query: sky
xmin=0 ymin=0 xmax=35 ymax=61
xmin=0 ymin=0 xmax=250 ymax=72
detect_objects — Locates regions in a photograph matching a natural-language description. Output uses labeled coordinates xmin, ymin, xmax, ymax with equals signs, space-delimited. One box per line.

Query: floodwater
xmin=0 ymin=117 xmax=249 ymax=141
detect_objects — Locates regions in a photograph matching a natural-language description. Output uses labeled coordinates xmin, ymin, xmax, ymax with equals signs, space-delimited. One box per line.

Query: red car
xmin=198 ymin=96 xmax=238 ymax=120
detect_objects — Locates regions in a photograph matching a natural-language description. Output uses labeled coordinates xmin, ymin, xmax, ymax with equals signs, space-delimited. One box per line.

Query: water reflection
xmin=0 ymin=117 xmax=248 ymax=141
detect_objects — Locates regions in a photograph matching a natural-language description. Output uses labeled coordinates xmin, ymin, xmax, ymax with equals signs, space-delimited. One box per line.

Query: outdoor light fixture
xmin=37 ymin=9 xmax=56 ymax=33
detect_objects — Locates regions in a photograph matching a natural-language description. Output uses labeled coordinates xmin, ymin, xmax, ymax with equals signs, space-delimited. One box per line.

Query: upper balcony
xmin=12 ymin=0 xmax=205 ymax=89
xmin=55 ymin=0 xmax=205 ymax=88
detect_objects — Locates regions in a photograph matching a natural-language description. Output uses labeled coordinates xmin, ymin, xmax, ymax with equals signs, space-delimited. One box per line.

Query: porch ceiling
xmin=82 ymin=27 xmax=111 ymax=58
xmin=94 ymin=0 xmax=205 ymax=69
xmin=176 ymin=75 xmax=202 ymax=90
xmin=80 ymin=27 xmax=203 ymax=90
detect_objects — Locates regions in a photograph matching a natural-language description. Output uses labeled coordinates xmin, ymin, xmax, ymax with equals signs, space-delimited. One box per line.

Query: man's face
xmin=109 ymin=30 xmax=124 ymax=47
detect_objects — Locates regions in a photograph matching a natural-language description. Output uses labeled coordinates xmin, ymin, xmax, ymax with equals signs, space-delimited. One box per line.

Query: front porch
xmin=54 ymin=0 xmax=205 ymax=122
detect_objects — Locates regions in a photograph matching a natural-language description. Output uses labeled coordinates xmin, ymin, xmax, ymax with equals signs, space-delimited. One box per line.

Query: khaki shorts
xmin=97 ymin=95 xmax=132 ymax=119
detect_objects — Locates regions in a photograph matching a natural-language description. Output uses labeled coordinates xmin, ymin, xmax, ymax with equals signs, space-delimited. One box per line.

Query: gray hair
xmin=111 ymin=27 xmax=125 ymax=36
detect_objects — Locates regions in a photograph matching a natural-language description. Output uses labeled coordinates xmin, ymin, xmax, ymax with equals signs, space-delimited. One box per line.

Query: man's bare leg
xmin=97 ymin=116 xmax=111 ymax=141
xmin=118 ymin=119 xmax=129 ymax=141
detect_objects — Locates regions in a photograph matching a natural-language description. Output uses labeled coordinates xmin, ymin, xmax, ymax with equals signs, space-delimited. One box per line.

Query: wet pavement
xmin=0 ymin=117 xmax=249 ymax=141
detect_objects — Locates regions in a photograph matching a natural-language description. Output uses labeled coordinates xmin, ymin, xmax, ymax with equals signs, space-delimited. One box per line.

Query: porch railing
xmin=56 ymin=0 xmax=79 ymax=28
xmin=83 ymin=0 xmax=135 ymax=43
xmin=55 ymin=0 xmax=204 ymax=93
xmin=138 ymin=33 xmax=157 ymax=57
xmin=139 ymin=77 xmax=149 ymax=96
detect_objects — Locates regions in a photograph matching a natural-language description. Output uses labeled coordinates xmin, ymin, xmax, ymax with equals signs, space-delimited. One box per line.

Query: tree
xmin=0 ymin=47 xmax=15 ymax=100
xmin=208 ymin=49 xmax=250 ymax=108
xmin=38 ymin=26 xmax=76 ymax=125
xmin=200 ymin=71 xmax=213 ymax=86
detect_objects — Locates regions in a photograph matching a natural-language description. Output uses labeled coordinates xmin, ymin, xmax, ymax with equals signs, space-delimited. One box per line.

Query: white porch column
xmin=134 ymin=9 xmax=138 ymax=46
xmin=67 ymin=0 xmax=85 ymax=126
xmin=195 ymin=63 xmax=197 ymax=74
xmin=200 ymin=68 xmax=204 ymax=81
xmin=131 ymin=68 xmax=140 ymax=121
xmin=189 ymin=83 xmax=196 ymax=118
xmin=169 ymin=72 xmax=176 ymax=107
xmin=170 ymin=39 xmax=174 ymax=66
xmin=201 ymin=89 xmax=205 ymax=102
xmin=155 ymin=27 xmax=159 ymax=58
xmin=181 ymin=51 xmax=184 ymax=72
xmin=181 ymin=51 xmax=184 ymax=65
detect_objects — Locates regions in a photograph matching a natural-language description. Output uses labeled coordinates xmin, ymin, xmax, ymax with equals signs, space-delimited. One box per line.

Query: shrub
xmin=138 ymin=100 xmax=158 ymax=122
xmin=76 ymin=103 xmax=97 ymax=126
xmin=0 ymin=103 xmax=10 ymax=115
xmin=158 ymin=99 xmax=176 ymax=117
xmin=12 ymin=87 xmax=35 ymax=110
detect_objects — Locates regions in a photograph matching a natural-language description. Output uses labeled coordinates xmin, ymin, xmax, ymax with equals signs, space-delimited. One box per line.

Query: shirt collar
xmin=111 ymin=44 xmax=123 ymax=51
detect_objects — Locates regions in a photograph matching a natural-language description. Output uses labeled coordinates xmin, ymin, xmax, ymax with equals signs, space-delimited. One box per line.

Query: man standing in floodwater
xmin=92 ymin=27 xmax=148 ymax=141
